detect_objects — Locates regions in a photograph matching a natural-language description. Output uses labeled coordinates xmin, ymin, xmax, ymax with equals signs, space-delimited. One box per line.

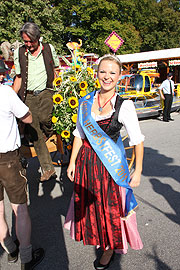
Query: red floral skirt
xmin=74 ymin=139 xmax=124 ymax=250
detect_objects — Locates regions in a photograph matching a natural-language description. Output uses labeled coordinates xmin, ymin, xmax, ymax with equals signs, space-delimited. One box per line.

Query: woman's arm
xmin=67 ymin=136 xmax=83 ymax=182
xmin=129 ymin=141 xmax=144 ymax=187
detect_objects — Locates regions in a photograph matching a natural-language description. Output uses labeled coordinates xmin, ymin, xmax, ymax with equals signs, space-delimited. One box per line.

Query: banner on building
xmin=169 ymin=59 xmax=180 ymax=66
xmin=138 ymin=62 xmax=157 ymax=69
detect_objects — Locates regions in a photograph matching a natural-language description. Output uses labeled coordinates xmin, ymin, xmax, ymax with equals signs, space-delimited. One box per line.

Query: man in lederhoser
xmin=13 ymin=22 xmax=60 ymax=182
xmin=159 ymin=72 xmax=175 ymax=122
xmin=0 ymin=59 xmax=44 ymax=269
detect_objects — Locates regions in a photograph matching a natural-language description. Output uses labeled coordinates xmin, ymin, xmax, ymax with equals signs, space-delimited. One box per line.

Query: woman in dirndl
xmin=65 ymin=54 xmax=144 ymax=270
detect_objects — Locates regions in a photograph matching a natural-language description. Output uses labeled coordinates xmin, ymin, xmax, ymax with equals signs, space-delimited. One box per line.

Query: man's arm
xmin=20 ymin=110 xmax=32 ymax=124
xmin=159 ymin=88 xmax=165 ymax=100
xmin=13 ymin=74 xmax=22 ymax=93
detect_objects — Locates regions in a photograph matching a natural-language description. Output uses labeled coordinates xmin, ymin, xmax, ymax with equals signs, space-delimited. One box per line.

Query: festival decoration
xmin=104 ymin=31 xmax=124 ymax=53
xmin=52 ymin=41 xmax=100 ymax=144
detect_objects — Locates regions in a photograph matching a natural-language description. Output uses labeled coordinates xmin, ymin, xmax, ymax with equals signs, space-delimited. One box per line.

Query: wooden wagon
xmin=20 ymin=133 xmax=135 ymax=170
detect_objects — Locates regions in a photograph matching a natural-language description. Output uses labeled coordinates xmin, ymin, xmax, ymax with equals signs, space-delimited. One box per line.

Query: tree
xmin=56 ymin=0 xmax=142 ymax=56
xmin=1 ymin=0 xmax=180 ymax=56
xmin=130 ymin=0 xmax=180 ymax=51
xmin=154 ymin=0 xmax=180 ymax=50
xmin=0 ymin=0 xmax=64 ymax=54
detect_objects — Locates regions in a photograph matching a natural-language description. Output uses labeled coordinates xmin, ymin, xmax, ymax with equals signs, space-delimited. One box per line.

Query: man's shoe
xmin=21 ymin=248 xmax=45 ymax=270
xmin=8 ymin=239 xmax=19 ymax=263
xmin=8 ymin=248 xmax=19 ymax=263
xmin=163 ymin=119 xmax=169 ymax=122
xmin=40 ymin=169 xmax=56 ymax=182
xmin=168 ymin=118 xmax=174 ymax=121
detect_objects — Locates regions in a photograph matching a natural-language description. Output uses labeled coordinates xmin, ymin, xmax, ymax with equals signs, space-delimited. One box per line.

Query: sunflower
xmin=61 ymin=130 xmax=70 ymax=139
xmin=53 ymin=94 xmax=63 ymax=104
xmin=95 ymin=79 xmax=101 ymax=88
xmin=52 ymin=116 xmax=58 ymax=124
xmin=72 ymin=113 xmax=78 ymax=123
xmin=53 ymin=77 xmax=62 ymax=87
xmin=76 ymin=66 xmax=82 ymax=72
xmin=87 ymin=67 xmax=94 ymax=75
xmin=70 ymin=76 xmax=77 ymax=82
xmin=80 ymin=90 xmax=87 ymax=97
xmin=79 ymin=81 xmax=88 ymax=90
xmin=68 ymin=97 xmax=79 ymax=108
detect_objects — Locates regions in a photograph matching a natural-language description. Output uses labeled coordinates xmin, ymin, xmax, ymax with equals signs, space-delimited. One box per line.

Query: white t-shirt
xmin=73 ymin=92 xmax=145 ymax=146
xmin=0 ymin=84 xmax=29 ymax=153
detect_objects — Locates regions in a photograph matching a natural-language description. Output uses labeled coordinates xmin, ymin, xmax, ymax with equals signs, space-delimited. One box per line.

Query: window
xmin=130 ymin=75 xmax=143 ymax=91
xmin=144 ymin=76 xmax=150 ymax=92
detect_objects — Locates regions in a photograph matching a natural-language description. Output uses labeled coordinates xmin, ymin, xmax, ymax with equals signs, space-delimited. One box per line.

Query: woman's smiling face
xmin=97 ymin=60 xmax=121 ymax=93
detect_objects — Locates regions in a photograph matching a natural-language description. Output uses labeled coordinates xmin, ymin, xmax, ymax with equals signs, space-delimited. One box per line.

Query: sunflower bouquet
xmin=52 ymin=64 xmax=100 ymax=144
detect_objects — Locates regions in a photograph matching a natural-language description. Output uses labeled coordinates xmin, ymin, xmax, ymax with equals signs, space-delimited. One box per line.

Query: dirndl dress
xmin=64 ymin=96 xmax=143 ymax=253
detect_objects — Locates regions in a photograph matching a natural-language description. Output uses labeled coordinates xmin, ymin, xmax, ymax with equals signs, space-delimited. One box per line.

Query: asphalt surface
xmin=0 ymin=111 xmax=180 ymax=270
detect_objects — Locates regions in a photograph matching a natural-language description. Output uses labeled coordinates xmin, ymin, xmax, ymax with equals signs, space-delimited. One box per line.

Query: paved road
xmin=0 ymin=112 xmax=180 ymax=270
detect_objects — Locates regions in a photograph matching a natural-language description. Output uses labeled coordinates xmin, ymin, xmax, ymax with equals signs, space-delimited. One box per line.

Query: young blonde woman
xmin=65 ymin=54 xmax=144 ymax=269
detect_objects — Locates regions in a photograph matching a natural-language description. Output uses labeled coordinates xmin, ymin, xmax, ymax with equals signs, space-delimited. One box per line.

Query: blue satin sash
xmin=78 ymin=91 xmax=138 ymax=215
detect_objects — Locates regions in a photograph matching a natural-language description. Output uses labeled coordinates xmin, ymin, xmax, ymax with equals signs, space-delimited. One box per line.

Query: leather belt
xmin=26 ymin=90 xmax=44 ymax=96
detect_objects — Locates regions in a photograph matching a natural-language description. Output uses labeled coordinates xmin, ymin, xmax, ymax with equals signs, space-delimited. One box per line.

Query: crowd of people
xmin=0 ymin=21 xmax=174 ymax=270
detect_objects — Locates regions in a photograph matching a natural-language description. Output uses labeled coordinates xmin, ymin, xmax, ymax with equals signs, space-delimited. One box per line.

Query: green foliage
xmin=0 ymin=0 xmax=64 ymax=54
xmin=1 ymin=0 xmax=180 ymax=56
xmin=130 ymin=0 xmax=180 ymax=51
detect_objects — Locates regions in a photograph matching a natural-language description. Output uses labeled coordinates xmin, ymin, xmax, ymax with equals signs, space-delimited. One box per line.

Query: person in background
xmin=159 ymin=72 xmax=174 ymax=122
xmin=0 ymin=59 xmax=8 ymax=85
xmin=13 ymin=22 xmax=59 ymax=182
xmin=0 ymin=59 xmax=44 ymax=270
xmin=65 ymin=54 xmax=144 ymax=269
xmin=0 ymin=59 xmax=13 ymax=86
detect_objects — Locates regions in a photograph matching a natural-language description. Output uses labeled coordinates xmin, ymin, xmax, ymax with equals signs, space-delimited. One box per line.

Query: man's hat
xmin=0 ymin=59 xmax=9 ymax=73
xmin=167 ymin=72 xmax=173 ymax=77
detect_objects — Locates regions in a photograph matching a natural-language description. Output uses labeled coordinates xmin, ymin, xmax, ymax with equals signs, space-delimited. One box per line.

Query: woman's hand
xmin=129 ymin=142 xmax=143 ymax=188
xmin=67 ymin=163 xmax=75 ymax=182
xmin=66 ymin=136 xmax=83 ymax=182
xmin=129 ymin=170 xmax=141 ymax=188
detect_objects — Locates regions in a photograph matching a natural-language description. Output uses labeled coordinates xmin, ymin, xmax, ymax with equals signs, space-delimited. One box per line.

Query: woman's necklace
xmin=98 ymin=92 xmax=115 ymax=112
